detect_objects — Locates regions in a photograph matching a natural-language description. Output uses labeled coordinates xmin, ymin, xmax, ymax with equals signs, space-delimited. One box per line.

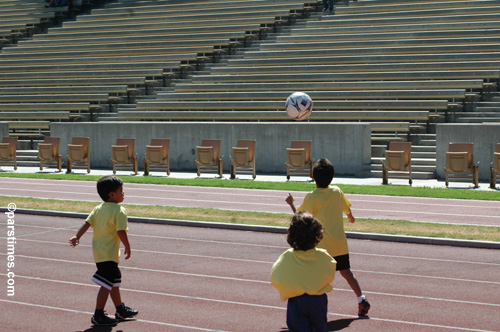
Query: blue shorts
xmin=92 ymin=261 xmax=121 ymax=290
xmin=287 ymin=293 xmax=328 ymax=332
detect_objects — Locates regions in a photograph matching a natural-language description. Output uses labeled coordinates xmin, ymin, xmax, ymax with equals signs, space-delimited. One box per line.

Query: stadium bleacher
xmin=0 ymin=0 xmax=499 ymax=178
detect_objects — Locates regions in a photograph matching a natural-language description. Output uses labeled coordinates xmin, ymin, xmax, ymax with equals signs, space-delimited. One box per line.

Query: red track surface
xmin=1 ymin=177 xmax=499 ymax=226
xmin=1 ymin=214 xmax=500 ymax=332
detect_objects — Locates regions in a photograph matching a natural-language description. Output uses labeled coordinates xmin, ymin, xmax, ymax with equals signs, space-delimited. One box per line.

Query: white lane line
xmin=5 ymin=251 xmax=500 ymax=294
xmin=354 ymin=252 xmax=500 ymax=267
xmin=7 ymin=254 xmax=270 ymax=284
xmin=3 ymin=224 xmax=500 ymax=267
xmin=354 ymin=269 xmax=500 ymax=286
xmin=0 ymin=187 xmax=287 ymax=207
xmin=3 ymin=274 xmax=497 ymax=332
xmin=0 ymin=298 xmax=227 ymax=331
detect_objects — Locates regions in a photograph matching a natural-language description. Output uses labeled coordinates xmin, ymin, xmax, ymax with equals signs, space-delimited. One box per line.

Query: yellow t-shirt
xmin=86 ymin=202 xmax=128 ymax=263
xmin=271 ymin=248 xmax=336 ymax=301
xmin=299 ymin=186 xmax=352 ymax=257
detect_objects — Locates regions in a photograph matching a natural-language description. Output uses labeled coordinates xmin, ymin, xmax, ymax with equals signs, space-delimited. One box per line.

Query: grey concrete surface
xmin=0 ymin=122 xmax=8 ymax=139
xmin=436 ymin=123 xmax=500 ymax=180
xmin=50 ymin=121 xmax=371 ymax=175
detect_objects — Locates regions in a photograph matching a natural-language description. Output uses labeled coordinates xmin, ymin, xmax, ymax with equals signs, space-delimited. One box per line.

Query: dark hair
xmin=287 ymin=212 xmax=324 ymax=251
xmin=313 ymin=158 xmax=335 ymax=188
xmin=97 ymin=176 xmax=123 ymax=201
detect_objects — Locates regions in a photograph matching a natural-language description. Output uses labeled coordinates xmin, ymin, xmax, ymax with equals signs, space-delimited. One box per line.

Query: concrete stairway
xmin=368 ymin=132 xmax=438 ymax=180
xmin=457 ymin=92 xmax=500 ymax=123
xmin=14 ymin=149 xmax=40 ymax=168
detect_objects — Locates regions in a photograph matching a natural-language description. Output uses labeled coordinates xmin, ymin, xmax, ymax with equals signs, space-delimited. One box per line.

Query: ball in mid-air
xmin=285 ymin=92 xmax=313 ymax=121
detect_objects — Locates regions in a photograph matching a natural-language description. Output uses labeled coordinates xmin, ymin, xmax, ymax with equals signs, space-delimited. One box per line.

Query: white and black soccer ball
xmin=285 ymin=92 xmax=313 ymax=121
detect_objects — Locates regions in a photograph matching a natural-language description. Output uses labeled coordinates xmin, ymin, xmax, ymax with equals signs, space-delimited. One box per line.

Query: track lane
xmin=1 ymin=215 xmax=499 ymax=331
xmin=2 ymin=177 xmax=499 ymax=226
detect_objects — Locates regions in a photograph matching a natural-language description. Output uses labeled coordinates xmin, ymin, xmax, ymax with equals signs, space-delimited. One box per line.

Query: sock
xmin=94 ymin=309 xmax=104 ymax=317
xmin=116 ymin=303 xmax=125 ymax=312
xmin=357 ymin=295 xmax=366 ymax=304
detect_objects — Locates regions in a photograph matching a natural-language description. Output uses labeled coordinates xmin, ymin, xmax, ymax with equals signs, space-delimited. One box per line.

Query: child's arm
xmin=69 ymin=222 xmax=91 ymax=247
xmin=117 ymin=230 xmax=131 ymax=260
xmin=347 ymin=210 xmax=355 ymax=223
xmin=285 ymin=193 xmax=297 ymax=213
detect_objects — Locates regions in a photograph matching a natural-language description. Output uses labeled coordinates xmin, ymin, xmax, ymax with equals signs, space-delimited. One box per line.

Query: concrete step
xmin=419 ymin=139 xmax=437 ymax=146
xmin=371 ymin=144 xmax=435 ymax=157
xmin=411 ymin=151 xmax=436 ymax=159
xmin=475 ymin=102 xmax=500 ymax=107
xmin=472 ymin=107 xmax=500 ymax=112
xmin=457 ymin=117 xmax=500 ymax=123
xmin=372 ymin=157 xmax=436 ymax=167
xmin=412 ymin=145 xmax=436 ymax=153
xmin=15 ymin=150 xmax=40 ymax=167
xmin=459 ymin=111 xmax=500 ymax=117
xmin=370 ymin=170 xmax=436 ymax=180
xmin=97 ymin=117 xmax=120 ymax=121
xmin=358 ymin=168 xmax=435 ymax=180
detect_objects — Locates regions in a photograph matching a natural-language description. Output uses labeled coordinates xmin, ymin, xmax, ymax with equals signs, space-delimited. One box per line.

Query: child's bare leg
xmin=340 ymin=269 xmax=362 ymax=297
xmin=110 ymin=287 xmax=122 ymax=307
xmin=96 ymin=286 xmax=111 ymax=310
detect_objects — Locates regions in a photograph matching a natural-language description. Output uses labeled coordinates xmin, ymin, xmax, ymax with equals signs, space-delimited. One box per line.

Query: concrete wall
xmin=51 ymin=122 xmax=371 ymax=175
xmin=0 ymin=122 xmax=8 ymax=139
xmin=436 ymin=123 xmax=500 ymax=180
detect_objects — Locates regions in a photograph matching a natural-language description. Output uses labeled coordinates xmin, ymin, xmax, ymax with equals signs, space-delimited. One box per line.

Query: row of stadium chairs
xmin=2 ymin=136 xmax=499 ymax=189
xmin=0 ymin=136 xmax=306 ymax=181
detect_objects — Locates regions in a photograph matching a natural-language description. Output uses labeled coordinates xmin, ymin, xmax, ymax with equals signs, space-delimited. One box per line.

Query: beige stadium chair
xmin=144 ymin=138 xmax=170 ymax=176
xmin=382 ymin=142 xmax=412 ymax=185
xmin=230 ymin=139 xmax=256 ymax=179
xmin=38 ymin=136 xmax=62 ymax=172
xmin=444 ymin=143 xmax=479 ymax=188
xmin=489 ymin=143 xmax=500 ymax=189
xmin=111 ymin=138 xmax=138 ymax=175
xmin=0 ymin=136 xmax=17 ymax=170
xmin=66 ymin=137 xmax=90 ymax=173
xmin=194 ymin=139 xmax=223 ymax=178
xmin=285 ymin=140 xmax=313 ymax=180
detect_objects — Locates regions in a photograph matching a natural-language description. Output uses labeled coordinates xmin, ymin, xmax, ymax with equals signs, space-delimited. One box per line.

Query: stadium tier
xmin=1 ymin=0 xmax=500 ymax=178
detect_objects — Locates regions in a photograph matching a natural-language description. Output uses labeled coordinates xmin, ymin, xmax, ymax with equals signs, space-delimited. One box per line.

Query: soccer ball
xmin=285 ymin=92 xmax=313 ymax=121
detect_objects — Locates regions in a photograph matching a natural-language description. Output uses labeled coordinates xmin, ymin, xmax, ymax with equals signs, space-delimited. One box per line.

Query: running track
xmin=1 ymin=177 xmax=499 ymax=226
xmin=1 ymin=214 xmax=500 ymax=332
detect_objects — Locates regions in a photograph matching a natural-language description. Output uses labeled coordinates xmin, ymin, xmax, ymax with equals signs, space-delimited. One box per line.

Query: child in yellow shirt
xmin=271 ymin=212 xmax=336 ymax=332
xmin=69 ymin=176 xmax=138 ymax=326
xmin=286 ymin=158 xmax=370 ymax=316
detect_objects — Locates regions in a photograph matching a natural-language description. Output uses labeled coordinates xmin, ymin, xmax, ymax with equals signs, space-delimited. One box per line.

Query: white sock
xmin=357 ymin=295 xmax=366 ymax=304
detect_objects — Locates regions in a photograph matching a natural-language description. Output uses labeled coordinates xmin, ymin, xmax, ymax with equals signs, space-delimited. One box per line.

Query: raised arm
xmin=69 ymin=222 xmax=91 ymax=247
xmin=285 ymin=193 xmax=297 ymax=213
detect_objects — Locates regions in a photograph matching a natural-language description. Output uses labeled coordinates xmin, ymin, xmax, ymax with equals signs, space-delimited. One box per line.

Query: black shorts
xmin=91 ymin=261 xmax=121 ymax=290
xmin=333 ymin=254 xmax=351 ymax=271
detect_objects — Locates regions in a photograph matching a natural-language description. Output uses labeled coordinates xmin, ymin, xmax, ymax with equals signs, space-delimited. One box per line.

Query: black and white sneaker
xmin=91 ymin=313 xmax=117 ymax=326
xmin=115 ymin=304 xmax=138 ymax=321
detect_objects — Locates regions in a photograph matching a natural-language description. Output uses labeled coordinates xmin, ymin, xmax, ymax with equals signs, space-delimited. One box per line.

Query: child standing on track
xmin=271 ymin=212 xmax=336 ymax=332
xmin=285 ymin=158 xmax=370 ymax=317
xmin=69 ymin=176 xmax=138 ymax=326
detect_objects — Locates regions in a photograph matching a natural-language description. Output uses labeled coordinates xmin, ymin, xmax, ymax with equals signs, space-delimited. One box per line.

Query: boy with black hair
xmin=69 ymin=176 xmax=138 ymax=326
xmin=271 ymin=212 xmax=336 ymax=332
xmin=286 ymin=158 xmax=370 ymax=316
